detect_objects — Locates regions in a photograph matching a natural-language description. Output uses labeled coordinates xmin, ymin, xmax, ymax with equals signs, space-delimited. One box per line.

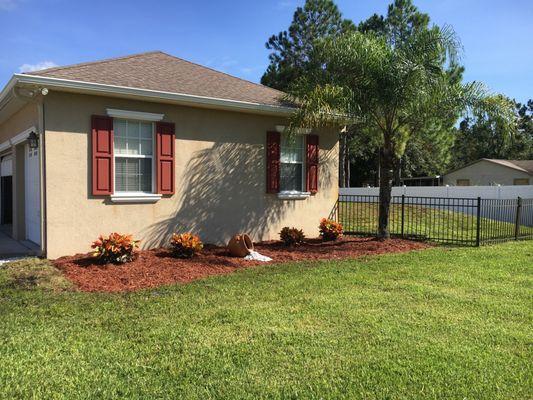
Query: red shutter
xmin=306 ymin=134 xmax=319 ymax=194
xmin=156 ymin=122 xmax=175 ymax=194
xmin=266 ymin=131 xmax=280 ymax=193
xmin=91 ymin=115 xmax=114 ymax=195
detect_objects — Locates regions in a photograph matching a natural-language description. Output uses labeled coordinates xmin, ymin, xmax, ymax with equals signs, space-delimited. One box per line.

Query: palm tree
xmin=286 ymin=27 xmax=514 ymax=238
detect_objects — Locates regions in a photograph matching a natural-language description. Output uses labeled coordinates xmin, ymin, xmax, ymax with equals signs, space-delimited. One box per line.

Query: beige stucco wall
xmin=43 ymin=92 xmax=339 ymax=258
xmin=443 ymin=160 xmax=531 ymax=186
xmin=0 ymin=102 xmax=38 ymax=144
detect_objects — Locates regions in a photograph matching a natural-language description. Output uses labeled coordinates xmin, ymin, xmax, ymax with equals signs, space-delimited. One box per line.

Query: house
xmin=0 ymin=51 xmax=338 ymax=258
xmin=443 ymin=159 xmax=533 ymax=186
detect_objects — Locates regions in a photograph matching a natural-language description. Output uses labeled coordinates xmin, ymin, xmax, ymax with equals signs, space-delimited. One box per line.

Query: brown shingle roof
xmin=486 ymin=159 xmax=533 ymax=174
xmin=26 ymin=51 xmax=287 ymax=107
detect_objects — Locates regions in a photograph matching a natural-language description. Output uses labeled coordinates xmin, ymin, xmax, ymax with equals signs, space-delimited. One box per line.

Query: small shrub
xmin=319 ymin=218 xmax=343 ymax=241
xmin=170 ymin=233 xmax=203 ymax=258
xmin=279 ymin=227 xmax=306 ymax=246
xmin=91 ymin=233 xmax=139 ymax=264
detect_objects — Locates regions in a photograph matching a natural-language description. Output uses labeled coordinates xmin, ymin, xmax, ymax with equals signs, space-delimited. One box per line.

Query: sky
xmin=1 ymin=0 xmax=532 ymax=102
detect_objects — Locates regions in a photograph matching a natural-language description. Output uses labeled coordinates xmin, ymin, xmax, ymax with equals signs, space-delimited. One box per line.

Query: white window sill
xmin=277 ymin=191 xmax=311 ymax=200
xmin=110 ymin=193 xmax=162 ymax=203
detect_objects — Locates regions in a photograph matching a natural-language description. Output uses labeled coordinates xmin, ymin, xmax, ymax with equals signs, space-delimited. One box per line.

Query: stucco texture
xmin=444 ymin=160 xmax=531 ymax=186
xmin=44 ymin=92 xmax=339 ymax=258
xmin=0 ymin=102 xmax=38 ymax=144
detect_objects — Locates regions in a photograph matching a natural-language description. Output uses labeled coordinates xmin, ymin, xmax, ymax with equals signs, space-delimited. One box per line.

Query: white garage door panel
xmin=25 ymin=145 xmax=40 ymax=245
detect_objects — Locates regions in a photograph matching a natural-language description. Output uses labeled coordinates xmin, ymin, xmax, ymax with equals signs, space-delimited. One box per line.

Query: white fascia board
xmin=0 ymin=76 xmax=18 ymax=110
xmin=275 ymin=125 xmax=312 ymax=135
xmin=14 ymin=74 xmax=295 ymax=116
xmin=0 ymin=125 xmax=36 ymax=150
xmin=106 ymin=108 xmax=164 ymax=121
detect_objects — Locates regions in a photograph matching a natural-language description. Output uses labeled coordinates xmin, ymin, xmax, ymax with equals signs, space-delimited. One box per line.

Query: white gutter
xmin=5 ymin=74 xmax=295 ymax=116
xmin=0 ymin=76 xmax=18 ymax=112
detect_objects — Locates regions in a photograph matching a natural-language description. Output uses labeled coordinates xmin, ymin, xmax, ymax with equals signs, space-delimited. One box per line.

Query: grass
xmin=337 ymin=201 xmax=533 ymax=245
xmin=0 ymin=242 xmax=532 ymax=399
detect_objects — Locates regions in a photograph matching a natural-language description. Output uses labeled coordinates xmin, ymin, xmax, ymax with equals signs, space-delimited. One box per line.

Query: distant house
xmin=443 ymin=159 xmax=533 ymax=186
xmin=0 ymin=51 xmax=339 ymax=258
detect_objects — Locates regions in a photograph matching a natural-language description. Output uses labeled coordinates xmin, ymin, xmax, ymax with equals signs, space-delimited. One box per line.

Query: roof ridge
xmin=157 ymin=51 xmax=286 ymax=96
xmin=25 ymin=51 xmax=164 ymax=75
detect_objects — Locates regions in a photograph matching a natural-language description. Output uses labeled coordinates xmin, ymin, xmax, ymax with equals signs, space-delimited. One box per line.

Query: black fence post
xmin=476 ymin=197 xmax=481 ymax=247
xmin=401 ymin=194 xmax=405 ymax=238
xmin=515 ymin=196 xmax=522 ymax=240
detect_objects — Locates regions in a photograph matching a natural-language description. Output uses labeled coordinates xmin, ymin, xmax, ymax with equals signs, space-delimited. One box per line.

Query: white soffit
xmin=106 ymin=108 xmax=164 ymax=121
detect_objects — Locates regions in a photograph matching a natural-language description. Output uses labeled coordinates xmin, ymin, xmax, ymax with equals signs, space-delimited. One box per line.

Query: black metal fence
xmin=332 ymin=194 xmax=533 ymax=246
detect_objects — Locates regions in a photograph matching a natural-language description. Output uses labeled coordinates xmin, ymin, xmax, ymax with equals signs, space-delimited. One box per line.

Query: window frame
xmin=278 ymin=133 xmax=310 ymax=199
xmin=456 ymin=179 xmax=470 ymax=186
xmin=513 ymin=178 xmax=530 ymax=185
xmin=113 ymin=118 xmax=156 ymax=195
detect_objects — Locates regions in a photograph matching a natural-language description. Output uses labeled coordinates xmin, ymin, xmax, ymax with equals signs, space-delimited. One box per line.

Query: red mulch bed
xmin=53 ymin=237 xmax=429 ymax=293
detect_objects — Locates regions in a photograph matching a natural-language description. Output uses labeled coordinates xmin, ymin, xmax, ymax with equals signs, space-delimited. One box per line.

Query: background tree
xmin=261 ymin=0 xmax=354 ymax=91
xmin=451 ymin=98 xmax=533 ymax=168
xmin=261 ymin=0 xmax=355 ymax=186
xmin=353 ymin=0 xmax=463 ymax=185
xmin=286 ymin=28 xmax=514 ymax=238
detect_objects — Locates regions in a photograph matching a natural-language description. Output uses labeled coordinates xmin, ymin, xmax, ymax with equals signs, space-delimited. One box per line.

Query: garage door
xmin=25 ymin=145 xmax=40 ymax=245
xmin=1 ymin=155 xmax=13 ymax=225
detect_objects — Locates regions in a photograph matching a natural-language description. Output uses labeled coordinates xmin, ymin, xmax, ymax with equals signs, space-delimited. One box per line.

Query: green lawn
xmin=1 ymin=242 xmax=532 ymax=399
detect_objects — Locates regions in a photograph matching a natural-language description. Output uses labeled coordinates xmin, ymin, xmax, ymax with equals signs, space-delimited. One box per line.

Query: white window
xmin=456 ymin=179 xmax=470 ymax=186
xmin=114 ymin=119 xmax=154 ymax=193
xmin=280 ymin=134 xmax=305 ymax=192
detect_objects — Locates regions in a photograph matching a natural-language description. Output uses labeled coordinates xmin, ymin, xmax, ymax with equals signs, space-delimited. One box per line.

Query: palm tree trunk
xmin=378 ymin=145 xmax=393 ymax=239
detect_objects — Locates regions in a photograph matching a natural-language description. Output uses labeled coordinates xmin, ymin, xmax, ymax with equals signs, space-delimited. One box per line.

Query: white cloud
xmin=0 ymin=0 xmax=21 ymax=11
xmin=18 ymin=61 xmax=58 ymax=73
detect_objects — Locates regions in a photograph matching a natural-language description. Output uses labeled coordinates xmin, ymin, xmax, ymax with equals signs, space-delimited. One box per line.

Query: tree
xmin=261 ymin=0 xmax=354 ymax=91
xmin=286 ymin=28 xmax=514 ymax=238
xmin=353 ymin=0 xmax=463 ymax=184
xmin=452 ymin=98 xmax=533 ymax=167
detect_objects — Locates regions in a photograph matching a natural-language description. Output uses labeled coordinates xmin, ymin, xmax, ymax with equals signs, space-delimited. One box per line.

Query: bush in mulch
xmin=170 ymin=233 xmax=203 ymax=258
xmin=279 ymin=227 xmax=306 ymax=246
xmin=319 ymin=218 xmax=343 ymax=241
xmin=52 ymin=237 xmax=430 ymax=293
xmin=91 ymin=233 xmax=139 ymax=264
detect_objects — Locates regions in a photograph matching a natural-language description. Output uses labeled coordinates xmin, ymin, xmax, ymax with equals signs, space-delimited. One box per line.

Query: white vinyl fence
xmin=339 ymin=185 xmax=533 ymax=199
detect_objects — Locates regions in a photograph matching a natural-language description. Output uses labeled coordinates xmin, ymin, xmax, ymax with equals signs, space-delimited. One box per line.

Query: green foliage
xmin=319 ymin=218 xmax=343 ymax=241
xmin=0 ymin=242 xmax=531 ymax=398
xmin=279 ymin=227 xmax=306 ymax=246
xmin=286 ymin=10 xmax=515 ymax=235
xmin=91 ymin=233 xmax=139 ymax=264
xmin=170 ymin=233 xmax=203 ymax=258
xmin=451 ymin=98 xmax=533 ymax=169
xmin=261 ymin=0 xmax=354 ymax=91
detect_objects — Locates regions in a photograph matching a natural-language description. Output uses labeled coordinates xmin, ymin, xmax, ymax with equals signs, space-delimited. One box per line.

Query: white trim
xmin=11 ymin=126 xmax=36 ymax=145
xmin=0 ymin=141 xmax=10 ymax=153
xmin=277 ymin=191 xmax=311 ymax=200
xmin=279 ymin=132 xmax=306 ymax=193
xmin=0 ymin=126 xmax=37 ymax=151
xmin=113 ymin=120 xmax=156 ymax=194
xmin=110 ymin=193 xmax=162 ymax=203
xmin=8 ymin=74 xmax=294 ymax=116
xmin=275 ymin=125 xmax=311 ymax=135
xmin=107 ymin=108 xmax=164 ymax=121
xmin=0 ymin=76 xmax=17 ymax=110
